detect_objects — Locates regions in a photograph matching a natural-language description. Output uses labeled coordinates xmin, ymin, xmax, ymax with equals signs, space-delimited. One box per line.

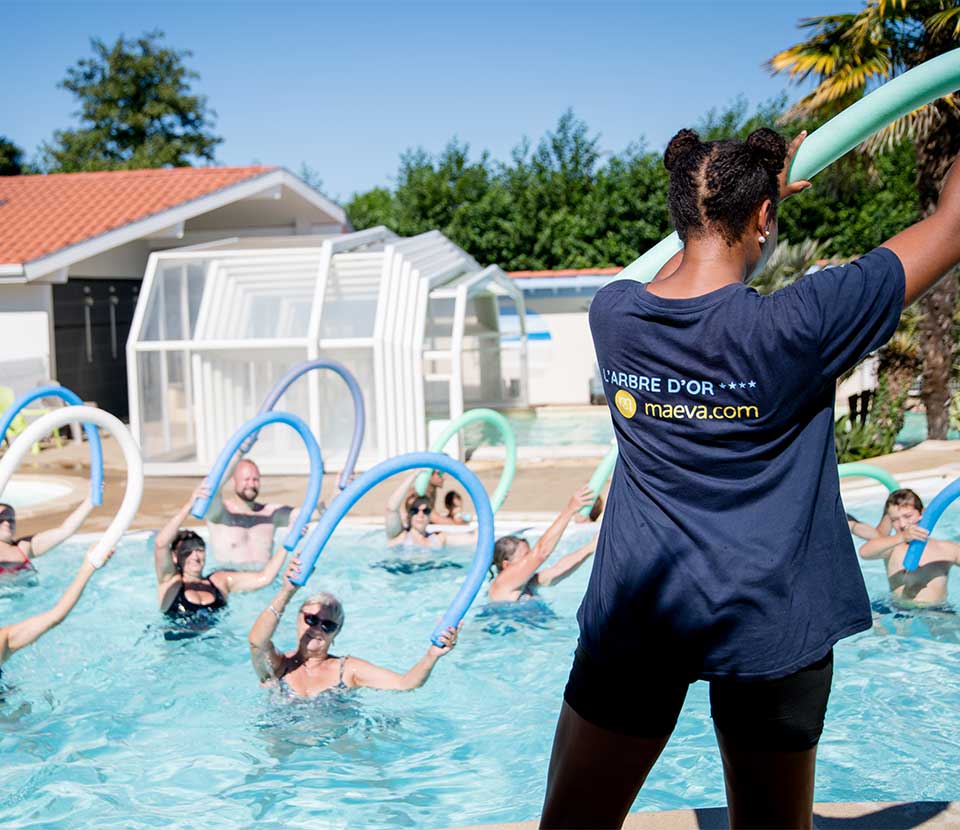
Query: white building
xmin=127 ymin=228 xmax=528 ymax=475
xmin=0 ymin=166 xmax=349 ymax=417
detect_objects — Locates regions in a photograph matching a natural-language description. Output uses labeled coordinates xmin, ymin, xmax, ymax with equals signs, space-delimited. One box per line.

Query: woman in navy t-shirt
xmin=540 ymin=129 xmax=960 ymax=829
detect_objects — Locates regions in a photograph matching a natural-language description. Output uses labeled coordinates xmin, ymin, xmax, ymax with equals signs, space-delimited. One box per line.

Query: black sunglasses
xmin=303 ymin=613 xmax=339 ymax=633
xmin=409 ymin=504 xmax=432 ymax=516
xmin=0 ymin=512 xmax=15 ymax=526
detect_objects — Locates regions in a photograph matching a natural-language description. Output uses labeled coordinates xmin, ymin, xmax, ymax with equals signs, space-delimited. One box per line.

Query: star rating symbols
xmin=719 ymin=383 xmax=727 ymax=389
xmin=739 ymin=382 xmax=746 ymax=389
xmin=748 ymin=380 xmax=756 ymax=388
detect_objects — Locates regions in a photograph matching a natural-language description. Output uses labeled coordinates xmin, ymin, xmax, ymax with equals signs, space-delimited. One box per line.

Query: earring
xmin=758 ymin=234 xmax=766 ymax=244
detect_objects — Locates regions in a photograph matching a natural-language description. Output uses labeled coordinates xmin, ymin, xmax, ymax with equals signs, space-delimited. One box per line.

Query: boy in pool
xmin=489 ymin=486 xmax=597 ymax=602
xmin=0 ymin=498 xmax=95 ymax=575
xmin=859 ymin=489 xmax=960 ymax=606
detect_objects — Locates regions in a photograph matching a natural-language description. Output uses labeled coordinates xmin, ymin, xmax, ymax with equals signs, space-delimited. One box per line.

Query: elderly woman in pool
xmin=155 ymin=484 xmax=289 ymax=617
xmin=1 ymin=542 xmax=114 ymax=670
xmin=249 ymin=558 xmax=460 ymax=697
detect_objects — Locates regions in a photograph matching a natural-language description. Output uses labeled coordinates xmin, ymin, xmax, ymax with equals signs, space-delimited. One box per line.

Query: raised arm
xmin=347 ymin=625 xmax=459 ymax=691
xmin=535 ymin=536 xmax=598 ymax=587
xmin=883 ymin=156 xmax=960 ymax=306
xmin=385 ymin=472 xmax=418 ymax=539
xmin=213 ymin=544 xmax=288 ymax=595
xmin=859 ymin=525 xmax=927 ymax=561
xmin=28 ymin=496 xmax=95 ymax=558
xmin=154 ymin=484 xmax=209 ymax=583
xmin=248 ymin=558 xmax=301 ymax=682
xmin=0 ymin=543 xmax=114 ymax=664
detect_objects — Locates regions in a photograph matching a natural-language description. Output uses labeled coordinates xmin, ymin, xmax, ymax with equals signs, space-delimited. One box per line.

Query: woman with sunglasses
xmin=249 ymin=557 xmax=460 ymax=697
xmin=0 ymin=497 xmax=95 ymax=577
xmin=154 ymin=484 xmax=289 ymax=618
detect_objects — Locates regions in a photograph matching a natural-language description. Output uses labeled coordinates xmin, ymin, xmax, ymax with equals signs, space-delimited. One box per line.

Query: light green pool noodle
xmin=838 ymin=462 xmax=900 ymax=493
xmin=581 ymin=442 xmax=619 ymax=516
xmin=617 ymin=48 xmax=960 ymax=284
xmin=416 ymin=408 xmax=517 ymax=513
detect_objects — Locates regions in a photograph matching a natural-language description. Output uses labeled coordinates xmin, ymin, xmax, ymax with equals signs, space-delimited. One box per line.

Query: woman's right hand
xmin=283 ymin=557 xmax=303 ymax=591
xmin=566 ymin=485 xmax=596 ymax=514
xmin=778 ymin=132 xmax=813 ymax=202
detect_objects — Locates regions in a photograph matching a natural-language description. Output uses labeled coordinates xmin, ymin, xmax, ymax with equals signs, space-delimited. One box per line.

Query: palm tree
xmin=769 ymin=0 xmax=960 ymax=438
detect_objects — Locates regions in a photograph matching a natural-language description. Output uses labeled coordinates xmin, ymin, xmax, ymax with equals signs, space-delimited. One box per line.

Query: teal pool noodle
xmin=617 ymin=48 xmax=960 ymax=284
xmin=838 ymin=462 xmax=900 ymax=493
xmin=580 ymin=443 xmax=618 ymax=516
xmin=416 ymin=408 xmax=517 ymax=513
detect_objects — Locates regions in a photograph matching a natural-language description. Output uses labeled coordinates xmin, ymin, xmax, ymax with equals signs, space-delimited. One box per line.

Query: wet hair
xmin=172 ymin=529 xmax=205 ymax=572
xmin=444 ymin=491 xmax=461 ymax=511
xmin=493 ymin=535 xmax=526 ymax=572
xmin=299 ymin=591 xmax=344 ymax=626
xmin=588 ymin=495 xmax=604 ymax=523
xmin=884 ymin=489 xmax=924 ymax=513
xmin=0 ymin=502 xmax=14 ymax=520
xmin=664 ymin=127 xmax=787 ymax=246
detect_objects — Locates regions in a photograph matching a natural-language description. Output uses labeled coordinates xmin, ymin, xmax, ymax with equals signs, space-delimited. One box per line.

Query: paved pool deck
xmin=11 ymin=436 xmax=960 ymax=535
xmin=451 ymin=800 xmax=960 ymax=829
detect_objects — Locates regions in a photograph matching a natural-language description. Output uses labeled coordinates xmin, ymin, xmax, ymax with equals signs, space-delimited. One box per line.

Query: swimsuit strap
xmin=338 ymin=655 xmax=348 ymax=688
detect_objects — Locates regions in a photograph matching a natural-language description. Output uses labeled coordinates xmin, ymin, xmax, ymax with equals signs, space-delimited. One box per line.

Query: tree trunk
xmin=914 ymin=110 xmax=960 ymax=440
xmin=918 ymin=271 xmax=958 ymax=439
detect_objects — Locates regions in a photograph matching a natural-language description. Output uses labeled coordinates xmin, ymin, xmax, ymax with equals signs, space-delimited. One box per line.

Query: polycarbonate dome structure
xmin=127 ymin=227 xmax=528 ymax=474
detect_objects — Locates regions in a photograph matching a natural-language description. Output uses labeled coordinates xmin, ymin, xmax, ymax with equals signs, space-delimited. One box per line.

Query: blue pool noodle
xmin=903 ymin=477 xmax=960 ymax=571
xmin=0 ymin=384 xmax=104 ymax=506
xmin=293 ymin=451 xmax=495 ymax=646
xmin=191 ymin=411 xmax=324 ymax=551
xmin=240 ymin=359 xmax=365 ymax=491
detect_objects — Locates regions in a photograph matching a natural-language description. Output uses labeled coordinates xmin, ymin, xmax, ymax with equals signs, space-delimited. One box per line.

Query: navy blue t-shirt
xmin=581 ymin=247 xmax=905 ymax=680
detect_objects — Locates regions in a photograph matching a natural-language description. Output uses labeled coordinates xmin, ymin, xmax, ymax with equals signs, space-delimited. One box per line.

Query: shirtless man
xmin=489 ymin=486 xmax=596 ymax=602
xmin=859 ymin=489 xmax=960 ymax=606
xmin=206 ymin=459 xmax=309 ymax=567
xmin=0 ymin=497 xmax=95 ymax=575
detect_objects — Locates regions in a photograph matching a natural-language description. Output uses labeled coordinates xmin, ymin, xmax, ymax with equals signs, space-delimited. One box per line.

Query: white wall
xmin=527 ymin=311 xmax=596 ymax=405
xmin=0 ymin=284 xmax=54 ymax=391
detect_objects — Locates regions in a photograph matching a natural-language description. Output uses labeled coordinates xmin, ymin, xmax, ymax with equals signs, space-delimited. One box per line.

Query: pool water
xmin=2 ymin=514 xmax=959 ymax=828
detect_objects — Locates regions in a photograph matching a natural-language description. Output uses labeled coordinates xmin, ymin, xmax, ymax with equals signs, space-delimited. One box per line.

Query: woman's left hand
xmin=430 ymin=622 xmax=462 ymax=656
xmin=779 ymin=131 xmax=813 ymax=202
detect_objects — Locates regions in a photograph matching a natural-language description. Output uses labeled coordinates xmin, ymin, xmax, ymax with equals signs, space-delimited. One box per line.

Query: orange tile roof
xmin=507 ymin=267 xmax=622 ymax=278
xmin=0 ymin=166 xmax=276 ymax=265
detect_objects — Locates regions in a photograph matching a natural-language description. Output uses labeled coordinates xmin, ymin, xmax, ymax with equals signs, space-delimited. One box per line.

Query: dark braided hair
xmin=664 ymin=127 xmax=787 ymax=246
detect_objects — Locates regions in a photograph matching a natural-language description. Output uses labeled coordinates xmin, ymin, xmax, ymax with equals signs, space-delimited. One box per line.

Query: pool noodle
xmin=416 ymin=409 xmax=517 ymax=513
xmin=242 ymin=359 xmax=365 ymax=490
xmin=617 ymin=48 xmax=960 ymax=284
xmin=0 ymin=406 xmax=143 ymax=567
xmin=191 ymin=411 xmax=324 ymax=552
xmin=904 ymin=476 xmax=960 ymax=571
xmin=295 ymin=451 xmax=495 ymax=646
xmin=838 ymin=462 xmax=900 ymax=493
xmin=0 ymin=385 xmax=105 ymax=505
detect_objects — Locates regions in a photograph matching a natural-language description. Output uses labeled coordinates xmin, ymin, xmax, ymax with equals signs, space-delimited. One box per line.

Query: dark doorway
xmin=53 ymin=279 xmax=140 ymax=419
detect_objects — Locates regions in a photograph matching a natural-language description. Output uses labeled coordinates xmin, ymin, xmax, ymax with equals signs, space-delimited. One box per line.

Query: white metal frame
xmin=127 ymin=226 xmax=527 ymax=475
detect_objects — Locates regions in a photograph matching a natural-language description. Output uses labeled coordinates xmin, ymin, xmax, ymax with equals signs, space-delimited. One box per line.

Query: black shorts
xmin=563 ymin=644 xmax=833 ymax=751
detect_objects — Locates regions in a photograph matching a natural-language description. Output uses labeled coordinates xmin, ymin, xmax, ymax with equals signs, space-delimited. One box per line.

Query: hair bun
xmin=746 ymin=128 xmax=787 ymax=174
xmin=664 ymin=129 xmax=702 ymax=172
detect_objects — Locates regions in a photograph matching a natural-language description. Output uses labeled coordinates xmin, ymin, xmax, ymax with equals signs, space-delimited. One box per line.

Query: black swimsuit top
xmin=164 ymin=577 xmax=227 ymax=617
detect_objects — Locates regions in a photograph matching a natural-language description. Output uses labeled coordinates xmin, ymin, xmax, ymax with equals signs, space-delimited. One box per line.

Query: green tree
xmin=0 ymin=136 xmax=25 ymax=175
xmin=769 ymin=0 xmax=960 ymax=438
xmin=41 ymin=30 xmax=221 ymax=172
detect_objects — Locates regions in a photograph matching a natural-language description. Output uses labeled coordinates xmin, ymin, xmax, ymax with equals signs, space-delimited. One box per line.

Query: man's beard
xmin=238 ymin=487 xmax=259 ymax=502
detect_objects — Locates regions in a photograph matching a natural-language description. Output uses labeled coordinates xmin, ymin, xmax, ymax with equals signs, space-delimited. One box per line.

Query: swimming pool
xmin=1 ymin=515 xmax=958 ymax=829
xmin=0 ymin=477 xmax=73 ymax=510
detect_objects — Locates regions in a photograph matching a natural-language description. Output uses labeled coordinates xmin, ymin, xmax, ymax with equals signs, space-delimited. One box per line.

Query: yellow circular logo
xmin=614 ymin=389 xmax=637 ymax=419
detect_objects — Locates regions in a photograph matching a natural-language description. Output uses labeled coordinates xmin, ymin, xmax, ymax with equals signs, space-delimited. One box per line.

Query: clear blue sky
xmin=3 ymin=0 xmax=863 ymax=201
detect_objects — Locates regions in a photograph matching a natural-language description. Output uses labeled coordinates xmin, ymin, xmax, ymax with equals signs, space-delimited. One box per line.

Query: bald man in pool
xmin=205 ymin=459 xmax=316 ymax=567
xmin=0 ymin=497 xmax=95 ymax=576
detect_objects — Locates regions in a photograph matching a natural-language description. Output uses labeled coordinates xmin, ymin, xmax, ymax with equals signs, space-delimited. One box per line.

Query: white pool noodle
xmin=0 ymin=406 xmax=143 ymax=568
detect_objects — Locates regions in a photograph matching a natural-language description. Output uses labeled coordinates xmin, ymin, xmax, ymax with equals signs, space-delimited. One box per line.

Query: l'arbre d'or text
xmin=599 ymin=367 xmax=716 ymax=397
